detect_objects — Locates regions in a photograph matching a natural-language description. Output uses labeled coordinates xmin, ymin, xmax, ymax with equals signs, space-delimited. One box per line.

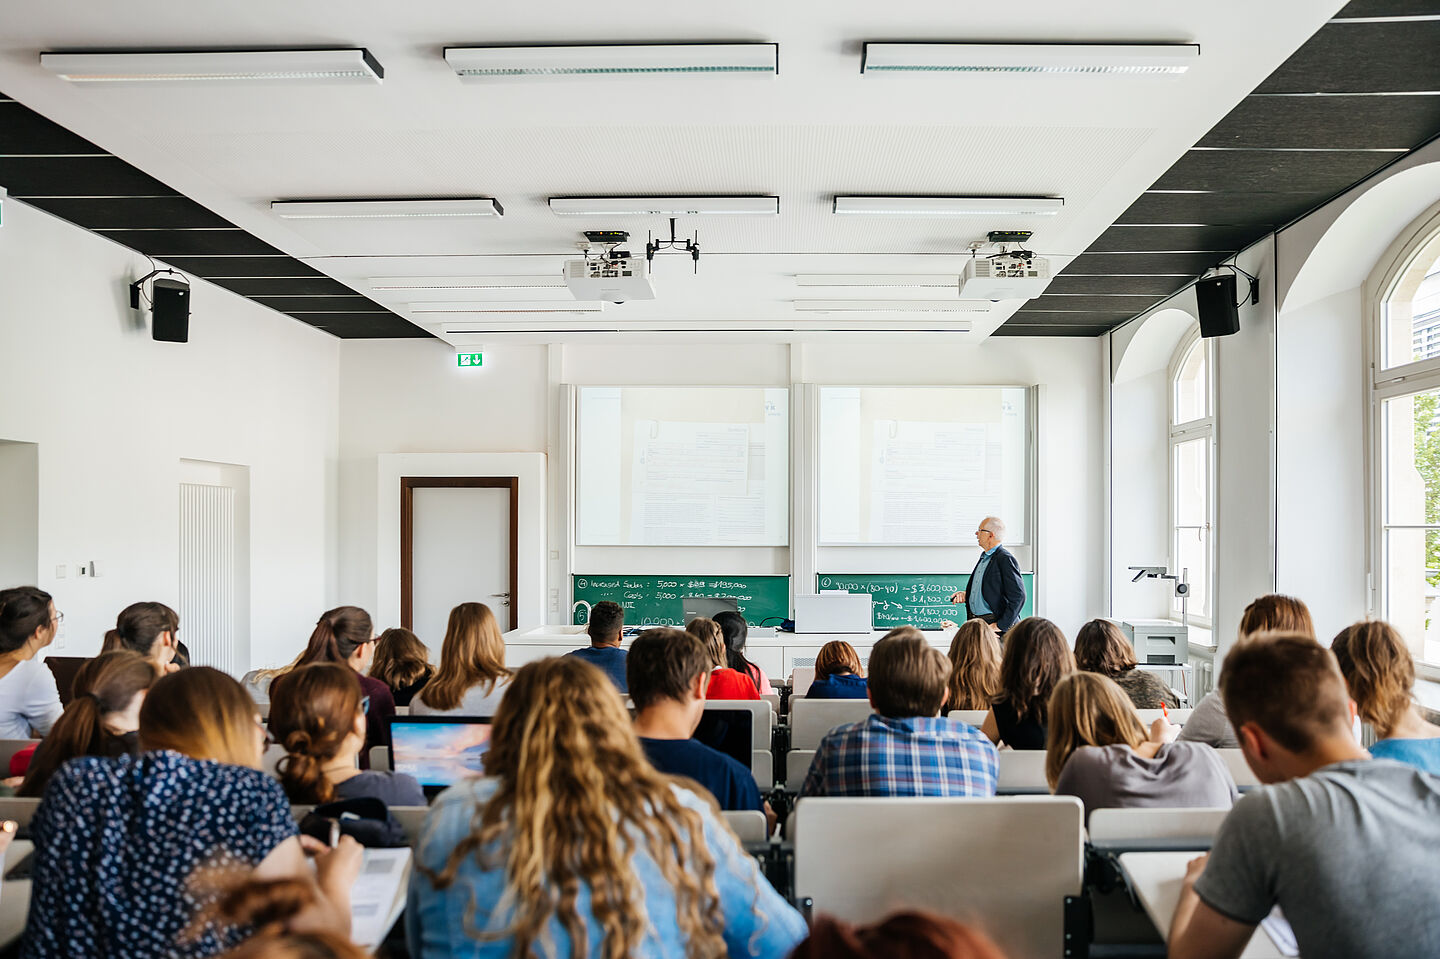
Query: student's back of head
xmin=685 ymin=617 xmax=726 ymax=668
xmin=587 ymin=601 xmax=624 ymax=645
xmin=0 ymin=585 xmax=53 ymax=654
xmin=418 ymin=602 xmax=509 ymax=712
xmin=793 ymin=911 xmax=1008 ymax=959
xmin=1073 ymin=619 xmax=1137 ymax=678
xmin=714 ymin=610 xmax=751 ymax=671
xmin=296 ymin=606 xmax=373 ymax=667
xmin=1220 ymin=632 xmax=1353 ymax=756
xmin=869 ymin=628 xmax=951 ymax=719
xmin=1330 ymin=620 xmax=1415 ymax=736
xmin=1044 ymin=672 xmax=1148 ymax=789
xmin=627 ymin=628 xmax=709 ymax=710
xmin=815 ymin=640 xmax=864 ymax=681
xmin=946 ymin=620 xmax=1001 ymax=711
xmin=269 ymin=663 xmax=363 ymax=803
xmin=140 ymin=666 xmax=262 ymax=768
xmin=995 ymin=617 xmax=1074 ymax=723
xmin=369 ymin=627 xmax=432 ymax=693
xmin=1238 ymin=594 xmax=1314 ymax=639
xmin=102 ymin=601 xmax=179 ymax=663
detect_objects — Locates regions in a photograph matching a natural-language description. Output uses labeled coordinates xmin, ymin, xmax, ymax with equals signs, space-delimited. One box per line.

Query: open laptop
xmin=691 ymin=709 xmax=753 ymax=770
xmin=389 ymin=716 xmax=493 ymax=796
xmin=681 ymin=596 xmax=740 ymax=624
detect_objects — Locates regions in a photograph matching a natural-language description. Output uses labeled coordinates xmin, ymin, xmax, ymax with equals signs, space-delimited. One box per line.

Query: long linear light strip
xmin=444 ymin=43 xmax=778 ymax=78
xmin=795 ymin=274 xmax=956 ymax=287
xmin=370 ymin=275 xmax=564 ymax=291
xmin=40 ymin=49 xmax=384 ymax=83
xmin=549 ymin=196 xmax=779 ymax=216
xmin=420 ymin=302 xmax=605 ymax=314
xmin=793 ymin=300 xmax=991 ymax=312
xmin=272 ymin=198 xmax=503 ymax=219
xmin=833 ymin=196 xmax=1064 ymax=216
xmin=861 ymin=43 xmax=1198 ymax=75
xmin=442 ymin=324 xmax=975 ymax=334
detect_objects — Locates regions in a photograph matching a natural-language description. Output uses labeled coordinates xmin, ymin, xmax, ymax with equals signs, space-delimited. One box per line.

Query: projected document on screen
xmin=577 ymin=387 xmax=789 ymax=546
xmin=819 ymin=386 xmax=1029 ymax=545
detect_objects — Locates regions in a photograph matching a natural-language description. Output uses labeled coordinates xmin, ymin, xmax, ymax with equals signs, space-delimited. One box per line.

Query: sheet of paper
xmin=350 ymin=847 xmax=411 ymax=949
xmin=1261 ymin=909 xmax=1300 ymax=957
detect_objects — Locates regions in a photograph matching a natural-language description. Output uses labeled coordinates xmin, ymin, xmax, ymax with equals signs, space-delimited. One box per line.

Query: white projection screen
xmin=576 ymin=387 xmax=790 ymax=546
xmin=818 ymin=386 xmax=1030 ymax=546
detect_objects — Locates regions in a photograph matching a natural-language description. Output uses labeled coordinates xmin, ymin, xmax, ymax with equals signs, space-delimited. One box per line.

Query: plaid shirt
xmin=800 ymin=714 xmax=999 ymax=798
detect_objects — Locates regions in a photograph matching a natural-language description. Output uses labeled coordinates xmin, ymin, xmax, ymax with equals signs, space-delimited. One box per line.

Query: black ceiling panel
xmin=1117 ymin=191 xmax=1322 ymax=226
xmin=1085 ymin=225 xmax=1269 ymax=253
xmin=21 ymin=196 xmax=235 ymax=229
xmin=292 ymin=314 xmax=432 ymax=338
xmin=1152 ymin=148 xmax=1396 ymax=194
xmin=1062 ymin=252 xmax=1226 ymax=275
xmin=207 ymin=275 xmax=364 ymax=297
xmin=0 ymin=102 xmax=105 ymax=155
xmin=1026 ymin=294 xmax=1168 ymax=313
xmin=1198 ymin=95 xmax=1440 ymax=151
xmin=161 ymin=256 xmax=327 ymax=278
xmin=1007 ymin=310 xmax=1139 ymax=324
xmin=95 ymin=229 xmax=283 ymax=257
xmin=1256 ymin=21 xmax=1440 ymax=93
xmin=1044 ymin=274 xmax=1190 ymax=297
xmin=992 ymin=324 xmax=1112 ymax=337
xmin=1334 ymin=0 xmax=1440 ymax=19
xmin=254 ymin=296 xmax=391 ymax=313
xmin=0 ymin=156 xmax=179 ymax=197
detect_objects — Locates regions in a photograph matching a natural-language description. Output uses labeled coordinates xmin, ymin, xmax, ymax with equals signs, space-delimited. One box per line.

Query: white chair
xmin=370 ymin=745 xmax=391 ymax=772
xmin=786 ymin=749 xmax=817 ymax=792
xmin=704 ymin=700 xmax=774 ymax=751
xmin=790 ymin=699 xmax=873 ymax=751
xmin=392 ymin=805 xmax=430 ymax=845
xmin=721 ymin=809 xmax=768 ymax=844
xmin=0 ymin=798 xmax=41 ymax=828
xmin=1088 ymin=807 xmax=1230 ymax=847
xmin=760 ymin=693 xmax=781 ymax=713
xmin=794 ymin=796 xmax=1085 ymax=959
xmin=790 ymin=667 xmax=816 ymax=697
xmin=1216 ymin=749 xmax=1260 ymax=789
xmin=751 ymin=750 xmax=773 ymax=791
xmin=946 ymin=710 xmax=989 ymax=727
xmin=997 ymin=750 xmax=1049 ymax=794
xmin=394 ymin=706 xmax=410 ymax=717
xmin=1136 ymin=708 xmax=1193 ymax=727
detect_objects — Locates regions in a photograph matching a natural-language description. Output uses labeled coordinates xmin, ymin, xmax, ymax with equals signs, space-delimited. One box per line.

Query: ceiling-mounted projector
xmin=564 ymin=256 xmax=655 ymax=302
xmin=959 ymin=253 xmax=1053 ymax=300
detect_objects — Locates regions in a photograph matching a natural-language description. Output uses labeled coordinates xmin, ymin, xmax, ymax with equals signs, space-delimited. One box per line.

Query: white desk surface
xmin=0 ymin=839 xmax=32 ymax=947
xmin=1119 ymin=852 xmax=1291 ymax=958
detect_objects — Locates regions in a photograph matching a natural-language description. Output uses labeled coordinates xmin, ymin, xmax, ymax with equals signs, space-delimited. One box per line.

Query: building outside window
xmin=1170 ymin=329 xmax=1214 ymax=626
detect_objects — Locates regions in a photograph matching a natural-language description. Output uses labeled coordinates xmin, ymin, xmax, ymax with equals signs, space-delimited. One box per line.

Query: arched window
xmin=1169 ymin=328 xmax=1213 ymax=625
xmin=1371 ymin=212 xmax=1440 ymax=665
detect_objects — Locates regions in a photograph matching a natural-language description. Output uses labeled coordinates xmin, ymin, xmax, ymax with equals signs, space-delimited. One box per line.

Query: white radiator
xmin=179 ymin=483 xmax=235 ymax=674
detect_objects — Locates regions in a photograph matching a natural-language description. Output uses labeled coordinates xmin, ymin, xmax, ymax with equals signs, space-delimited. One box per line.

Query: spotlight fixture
xmin=549 ymin=196 xmax=779 ymax=216
xmin=860 ymin=43 xmax=1198 ymax=75
xmin=832 ymin=196 xmax=1064 ymax=216
xmin=41 ymin=49 xmax=384 ymax=83
xmin=271 ymin=198 xmax=502 ymax=219
xmin=444 ymin=43 xmax=779 ymax=78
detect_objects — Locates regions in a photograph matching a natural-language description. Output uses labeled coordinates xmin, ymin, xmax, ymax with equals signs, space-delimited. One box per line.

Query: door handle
xmin=491 ymin=593 xmax=511 ymax=598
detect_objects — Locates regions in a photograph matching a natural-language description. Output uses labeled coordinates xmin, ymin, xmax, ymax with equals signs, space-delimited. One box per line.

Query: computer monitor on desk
xmin=682 ymin=596 xmax=739 ymax=623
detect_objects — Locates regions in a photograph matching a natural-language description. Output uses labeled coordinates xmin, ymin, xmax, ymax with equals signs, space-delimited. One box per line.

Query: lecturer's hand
xmin=949 ymin=591 xmax=965 ymax=604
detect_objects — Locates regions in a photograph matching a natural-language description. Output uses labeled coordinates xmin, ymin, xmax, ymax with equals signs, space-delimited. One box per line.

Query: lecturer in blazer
xmin=949 ymin=516 xmax=1026 ymax=635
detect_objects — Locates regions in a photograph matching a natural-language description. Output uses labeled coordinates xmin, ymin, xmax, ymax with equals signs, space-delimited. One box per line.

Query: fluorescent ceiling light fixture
xmin=794 ymin=300 xmax=991 ymax=312
xmin=370 ymin=275 xmax=563 ymax=291
xmin=444 ymin=43 xmax=778 ymax=78
xmin=549 ymin=196 xmax=779 ymax=216
xmin=272 ymin=198 xmax=502 ymax=219
xmin=795 ymin=274 xmax=956 ymax=287
xmin=861 ymin=43 xmax=1198 ymax=75
xmin=418 ymin=302 xmax=605 ymax=314
xmin=833 ymin=196 xmax=1063 ymax=216
xmin=40 ymin=49 xmax=383 ymax=83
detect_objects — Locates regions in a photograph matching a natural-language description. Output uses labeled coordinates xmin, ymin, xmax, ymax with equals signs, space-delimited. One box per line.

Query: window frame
xmin=1167 ymin=326 xmax=1215 ymax=628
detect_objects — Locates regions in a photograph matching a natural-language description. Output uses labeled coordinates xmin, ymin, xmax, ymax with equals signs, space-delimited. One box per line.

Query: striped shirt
xmin=800 ymin=714 xmax=999 ymax=798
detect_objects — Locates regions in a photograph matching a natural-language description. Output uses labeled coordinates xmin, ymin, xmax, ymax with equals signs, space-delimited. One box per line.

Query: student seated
xmin=269 ymin=663 xmax=425 ymax=807
xmin=369 ymin=627 xmax=434 ymax=708
xmin=1179 ymin=593 xmax=1314 ymax=749
xmin=101 ymin=601 xmax=185 ymax=675
xmin=981 ymin=617 xmax=1074 ymax=750
xmin=0 ymin=586 xmax=64 ymax=739
xmin=1073 ymin=619 xmax=1178 ymax=709
xmin=1045 ymin=672 xmax=1235 ymax=821
xmin=412 ymin=602 xmax=512 ymax=717
xmin=794 ymin=911 xmax=1009 ymax=959
xmin=945 ymin=619 xmax=1002 ymax=712
xmin=1169 ymin=634 xmax=1440 ymax=959
xmin=628 ymin=628 xmax=774 ymax=831
xmin=715 ymin=609 xmax=774 ymax=694
xmin=564 ymin=599 xmax=628 ymax=692
xmin=1331 ymin=619 xmax=1440 ymax=775
xmin=687 ymin=617 xmax=760 ymax=700
xmin=18 ymin=650 xmax=157 ymax=798
xmin=801 ymin=628 xmax=997 ymax=798
xmin=294 ymin=606 xmax=395 ymax=765
xmin=23 ymin=667 xmax=360 ymax=959
xmin=406 ymin=657 xmax=807 ymax=959
xmin=806 ymin=640 xmax=868 ymax=699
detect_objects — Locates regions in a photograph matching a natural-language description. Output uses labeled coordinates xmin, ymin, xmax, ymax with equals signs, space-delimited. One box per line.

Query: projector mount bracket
xmin=645 ymin=218 xmax=701 ymax=274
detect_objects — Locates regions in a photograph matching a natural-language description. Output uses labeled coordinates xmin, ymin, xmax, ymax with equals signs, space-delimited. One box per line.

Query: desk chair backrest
xmin=704 ymin=700 xmax=774 ymax=751
xmin=794 ymin=795 xmax=1084 ymax=959
xmin=751 ymin=750 xmax=774 ymax=791
xmin=0 ymin=797 xmax=42 ymax=828
xmin=262 ymin=743 xmax=286 ymax=777
xmin=1136 ymin=708 xmax=1193 ymax=727
xmin=1088 ymin=806 xmax=1231 ymax=845
xmin=292 ymin=804 xmax=431 ymax=847
xmin=787 ymin=749 xmax=817 ymax=792
xmin=722 ymin=809 xmax=768 ymax=844
xmin=42 ymin=656 xmax=88 ymax=707
xmin=370 ymin=746 xmax=390 ymax=772
xmin=760 ymin=693 xmax=781 ymax=713
xmin=1215 ymin=749 xmax=1260 ymax=789
xmin=997 ymin=749 xmax=1049 ymax=794
xmin=790 ymin=699 xmax=874 ymax=751
xmin=790 ymin=667 xmax=816 ymax=697
xmin=0 ymin=740 xmax=39 ymax=775
xmin=946 ymin=710 xmax=989 ymax=728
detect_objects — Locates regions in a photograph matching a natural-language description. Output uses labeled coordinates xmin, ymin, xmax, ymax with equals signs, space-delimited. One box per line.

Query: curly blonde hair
xmin=417 ymin=656 xmax=731 ymax=959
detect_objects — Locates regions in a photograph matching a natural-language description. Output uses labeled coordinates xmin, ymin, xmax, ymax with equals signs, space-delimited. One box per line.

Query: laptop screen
xmin=390 ymin=717 xmax=493 ymax=788
xmin=692 ymin=709 xmax=753 ymax=770
xmin=681 ymin=596 xmax=740 ymax=623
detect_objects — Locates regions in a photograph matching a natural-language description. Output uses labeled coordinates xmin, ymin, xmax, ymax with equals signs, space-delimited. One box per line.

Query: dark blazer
xmin=965 ymin=544 xmax=1026 ymax=633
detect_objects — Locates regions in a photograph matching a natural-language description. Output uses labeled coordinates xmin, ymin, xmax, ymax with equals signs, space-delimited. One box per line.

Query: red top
xmin=706 ymin=667 xmax=761 ymax=701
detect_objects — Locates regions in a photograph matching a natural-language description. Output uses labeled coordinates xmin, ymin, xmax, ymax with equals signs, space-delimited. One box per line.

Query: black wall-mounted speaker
xmin=1195 ymin=274 xmax=1239 ymax=338
xmin=151 ymin=277 xmax=190 ymax=343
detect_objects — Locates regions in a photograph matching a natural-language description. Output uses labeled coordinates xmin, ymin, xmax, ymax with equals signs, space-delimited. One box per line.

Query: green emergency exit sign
xmin=457 ymin=352 xmax=483 ymax=368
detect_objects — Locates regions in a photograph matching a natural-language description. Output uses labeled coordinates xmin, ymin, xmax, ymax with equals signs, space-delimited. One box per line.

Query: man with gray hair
xmin=948 ymin=516 xmax=1026 ymax=634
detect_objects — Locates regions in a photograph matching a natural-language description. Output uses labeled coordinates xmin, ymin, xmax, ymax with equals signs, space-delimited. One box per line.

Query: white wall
xmin=1109 ymin=369 xmax=1170 ymax=620
xmin=0 ymin=198 xmax=340 ymax=667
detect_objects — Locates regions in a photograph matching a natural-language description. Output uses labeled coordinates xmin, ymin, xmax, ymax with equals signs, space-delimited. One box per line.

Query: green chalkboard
xmin=572 ymin=575 xmax=790 ymax=628
xmin=815 ymin=573 xmax=1036 ymax=630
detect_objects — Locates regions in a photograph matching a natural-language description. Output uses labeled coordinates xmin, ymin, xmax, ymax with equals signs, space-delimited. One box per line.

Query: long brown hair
xmin=995 ymin=617 xmax=1075 ymax=723
xmin=794 ymin=911 xmax=1008 ymax=959
xmin=296 ymin=606 xmax=373 ymax=667
xmin=417 ymin=657 xmax=729 ymax=959
xmin=269 ymin=664 xmax=362 ymax=804
xmin=686 ymin=618 xmax=726 ymax=668
xmin=815 ymin=640 xmax=864 ymax=681
xmin=1044 ymin=672 xmax=1148 ymax=789
xmin=417 ymin=603 xmax=509 ymax=712
xmin=206 ymin=878 xmax=369 ymax=959
xmin=1330 ymin=620 xmax=1415 ymax=737
xmin=1073 ymin=619 xmax=1137 ymax=678
xmin=1238 ymin=594 xmax=1314 ymax=639
xmin=370 ymin=627 xmax=433 ymax=691
xmin=102 ymin=601 xmax=179 ymax=660
xmin=19 ymin=650 xmax=157 ymax=797
xmin=0 ymin=586 xmax=53 ymax=654
xmin=139 ymin=667 xmax=261 ymax=768
xmin=946 ymin=620 xmax=1002 ymax=711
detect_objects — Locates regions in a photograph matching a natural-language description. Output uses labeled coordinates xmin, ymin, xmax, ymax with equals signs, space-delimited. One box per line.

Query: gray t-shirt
xmin=410 ymin=677 xmax=510 ymax=717
xmin=1176 ymin=691 xmax=1238 ymax=749
xmin=1054 ymin=742 xmax=1236 ymax=822
xmin=1194 ymin=759 xmax=1440 ymax=959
